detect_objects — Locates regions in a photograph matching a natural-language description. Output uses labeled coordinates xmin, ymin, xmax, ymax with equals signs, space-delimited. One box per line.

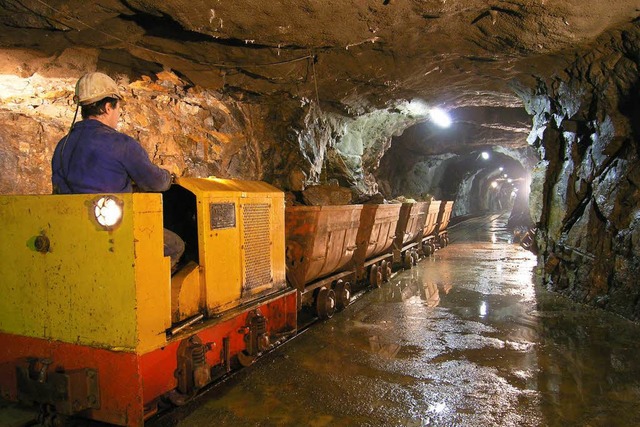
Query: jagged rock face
xmin=523 ymin=24 xmax=640 ymax=320
xmin=0 ymin=70 xmax=292 ymax=194
xmin=1 ymin=0 xmax=636 ymax=108
xmin=1 ymin=1 xmax=638 ymax=196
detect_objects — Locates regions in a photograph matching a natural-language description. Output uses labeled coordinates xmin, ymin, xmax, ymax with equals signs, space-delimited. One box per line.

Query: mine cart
xmin=353 ymin=203 xmax=403 ymax=287
xmin=435 ymin=200 xmax=455 ymax=246
xmin=285 ymin=205 xmax=363 ymax=319
xmin=419 ymin=200 xmax=442 ymax=256
xmin=393 ymin=201 xmax=430 ymax=269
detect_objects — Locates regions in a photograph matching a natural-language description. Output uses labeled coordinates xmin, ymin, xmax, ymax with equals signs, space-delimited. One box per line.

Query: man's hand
xmin=160 ymin=163 xmax=181 ymax=180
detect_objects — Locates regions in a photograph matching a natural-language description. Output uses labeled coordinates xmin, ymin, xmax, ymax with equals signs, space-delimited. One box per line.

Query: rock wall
xmin=0 ymin=47 xmax=421 ymax=199
xmin=0 ymin=70 xmax=248 ymax=193
xmin=520 ymin=22 xmax=640 ymax=320
xmin=0 ymin=49 xmax=324 ymax=195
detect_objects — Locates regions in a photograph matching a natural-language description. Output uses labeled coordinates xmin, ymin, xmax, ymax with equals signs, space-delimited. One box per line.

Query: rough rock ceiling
xmin=1 ymin=0 xmax=639 ymax=201
xmin=2 ymin=0 xmax=638 ymax=110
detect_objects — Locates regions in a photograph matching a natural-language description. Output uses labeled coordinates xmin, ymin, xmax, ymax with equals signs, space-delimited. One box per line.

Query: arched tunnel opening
xmin=437 ymin=149 xmax=533 ymax=228
xmin=375 ymin=105 xmax=537 ymax=229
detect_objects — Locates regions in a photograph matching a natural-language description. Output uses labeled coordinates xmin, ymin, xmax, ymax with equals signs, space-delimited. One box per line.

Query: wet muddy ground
xmin=154 ymin=213 xmax=640 ymax=427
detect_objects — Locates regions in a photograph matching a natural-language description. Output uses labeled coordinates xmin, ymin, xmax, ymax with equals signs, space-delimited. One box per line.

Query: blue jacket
xmin=52 ymin=119 xmax=171 ymax=194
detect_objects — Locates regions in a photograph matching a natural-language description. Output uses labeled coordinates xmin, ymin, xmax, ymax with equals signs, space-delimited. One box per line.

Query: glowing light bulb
xmin=429 ymin=107 xmax=451 ymax=128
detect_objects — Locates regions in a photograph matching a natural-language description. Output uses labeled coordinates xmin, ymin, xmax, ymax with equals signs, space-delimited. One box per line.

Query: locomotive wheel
xmin=166 ymin=389 xmax=194 ymax=407
xmin=369 ymin=264 xmax=380 ymax=287
xmin=238 ymin=350 xmax=257 ymax=367
xmin=381 ymin=260 xmax=389 ymax=282
xmin=334 ymin=280 xmax=351 ymax=311
xmin=315 ymin=287 xmax=336 ymax=319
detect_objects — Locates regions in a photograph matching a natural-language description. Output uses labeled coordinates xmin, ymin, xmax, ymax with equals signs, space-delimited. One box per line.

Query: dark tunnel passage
xmin=376 ymin=106 xmax=537 ymax=228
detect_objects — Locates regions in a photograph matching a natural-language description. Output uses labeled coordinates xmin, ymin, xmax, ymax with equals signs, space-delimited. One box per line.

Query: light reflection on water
xmin=153 ymin=215 xmax=640 ymax=427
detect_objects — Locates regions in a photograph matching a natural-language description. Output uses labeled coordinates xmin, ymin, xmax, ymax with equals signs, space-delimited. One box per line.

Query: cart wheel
xmin=411 ymin=250 xmax=419 ymax=265
xmin=37 ymin=404 xmax=69 ymax=427
xmin=369 ymin=264 xmax=380 ymax=287
xmin=334 ymin=280 xmax=351 ymax=311
xmin=381 ymin=260 xmax=389 ymax=282
xmin=403 ymin=253 xmax=412 ymax=270
xmin=315 ymin=287 xmax=336 ymax=319
xmin=386 ymin=262 xmax=392 ymax=281
xmin=423 ymin=242 xmax=432 ymax=256
xmin=430 ymin=242 xmax=436 ymax=254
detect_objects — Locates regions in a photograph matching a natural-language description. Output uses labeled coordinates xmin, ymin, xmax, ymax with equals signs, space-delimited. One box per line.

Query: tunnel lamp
xmin=429 ymin=107 xmax=452 ymax=128
xmin=499 ymin=166 xmax=504 ymax=171
xmin=93 ymin=196 xmax=124 ymax=229
xmin=491 ymin=181 xmax=498 ymax=189
xmin=480 ymin=151 xmax=490 ymax=160
xmin=503 ymin=174 xmax=508 ymax=178
xmin=507 ymin=178 xmax=513 ymax=183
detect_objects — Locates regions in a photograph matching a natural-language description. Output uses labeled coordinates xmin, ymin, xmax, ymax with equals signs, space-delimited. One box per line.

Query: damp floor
xmin=4 ymin=213 xmax=640 ymax=427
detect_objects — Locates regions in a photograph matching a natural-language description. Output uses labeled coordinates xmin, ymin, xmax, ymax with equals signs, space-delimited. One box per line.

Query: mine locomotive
xmin=0 ymin=178 xmax=453 ymax=426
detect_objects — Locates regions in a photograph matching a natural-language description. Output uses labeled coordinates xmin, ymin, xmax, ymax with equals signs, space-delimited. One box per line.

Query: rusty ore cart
xmin=393 ymin=201 xmax=430 ymax=269
xmin=435 ymin=201 xmax=454 ymax=247
xmin=285 ymin=205 xmax=362 ymax=319
xmin=353 ymin=203 xmax=403 ymax=288
xmin=419 ymin=200 xmax=442 ymax=256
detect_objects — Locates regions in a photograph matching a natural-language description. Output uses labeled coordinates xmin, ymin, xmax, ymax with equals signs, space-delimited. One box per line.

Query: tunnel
xmin=0 ymin=1 xmax=639 ymax=426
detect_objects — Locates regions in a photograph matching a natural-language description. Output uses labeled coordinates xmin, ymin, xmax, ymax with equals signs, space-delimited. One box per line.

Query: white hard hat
xmin=74 ymin=72 xmax=122 ymax=105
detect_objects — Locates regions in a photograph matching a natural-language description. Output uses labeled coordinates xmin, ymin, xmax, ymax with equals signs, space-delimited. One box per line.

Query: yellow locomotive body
xmin=0 ymin=178 xmax=297 ymax=426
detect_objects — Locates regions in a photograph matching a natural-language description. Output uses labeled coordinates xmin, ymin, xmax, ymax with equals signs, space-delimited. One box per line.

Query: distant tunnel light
xmin=481 ymin=151 xmax=490 ymax=160
xmin=429 ymin=107 xmax=451 ymax=128
xmin=491 ymin=181 xmax=498 ymax=189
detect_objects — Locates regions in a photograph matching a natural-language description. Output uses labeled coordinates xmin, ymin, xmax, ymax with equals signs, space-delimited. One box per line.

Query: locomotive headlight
xmin=93 ymin=196 xmax=123 ymax=229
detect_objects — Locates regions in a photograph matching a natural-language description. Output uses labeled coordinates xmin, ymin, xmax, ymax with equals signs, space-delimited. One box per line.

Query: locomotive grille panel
xmin=243 ymin=203 xmax=272 ymax=290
